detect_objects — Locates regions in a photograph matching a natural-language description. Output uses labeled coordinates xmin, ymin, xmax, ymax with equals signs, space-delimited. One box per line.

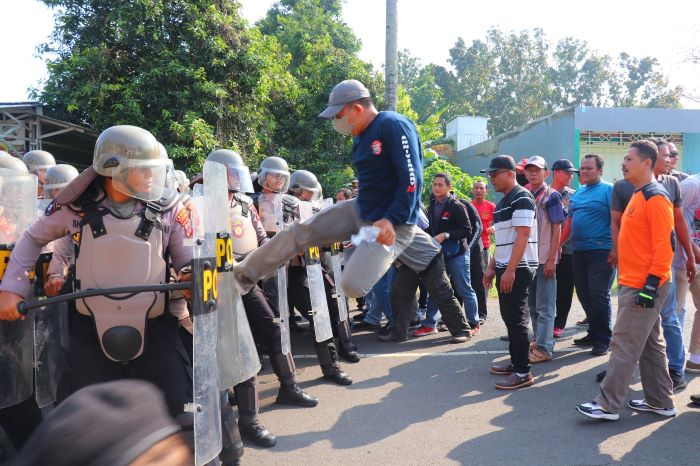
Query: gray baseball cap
xmin=525 ymin=155 xmax=548 ymax=169
xmin=319 ymin=79 xmax=371 ymax=119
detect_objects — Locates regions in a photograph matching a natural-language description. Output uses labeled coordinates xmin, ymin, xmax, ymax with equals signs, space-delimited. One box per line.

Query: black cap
xmin=551 ymin=159 xmax=579 ymax=172
xmin=17 ymin=380 xmax=182 ymax=466
xmin=480 ymin=155 xmax=517 ymax=173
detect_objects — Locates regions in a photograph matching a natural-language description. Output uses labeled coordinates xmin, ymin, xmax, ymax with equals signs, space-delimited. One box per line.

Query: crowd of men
xmin=0 ymin=78 xmax=698 ymax=465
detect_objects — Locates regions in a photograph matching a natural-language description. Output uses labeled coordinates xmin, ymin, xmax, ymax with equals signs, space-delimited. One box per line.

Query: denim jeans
xmin=573 ymin=250 xmax=613 ymax=345
xmin=528 ymin=264 xmax=557 ymax=355
xmin=423 ymin=251 xmax=479 ymax=328
xmin=659 ymin=269 xmax=685 ymax=372
xmin=363 ymin=267 xmax=395 ymax=325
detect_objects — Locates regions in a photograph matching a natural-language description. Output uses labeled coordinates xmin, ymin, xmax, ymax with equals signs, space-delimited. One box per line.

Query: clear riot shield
xmin=257 ymin=193 xmax=291 ymax=355
xmin=0 ymin=169 xmax=37 ymax=409
xmin=211 ymin=171 xmax=260 ymax=389
xmin=317 ymin=199 xmax=349 ymax=323
xmin=187 ymin=161 xmax=223 ymax=466
xmin=298 ymin=201 xmax=333 ymax=343
xmin=33 ymin=251 xmax=70 ymax=408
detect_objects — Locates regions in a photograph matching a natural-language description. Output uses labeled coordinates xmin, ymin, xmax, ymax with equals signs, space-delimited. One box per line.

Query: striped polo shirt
xmin=493 ymin=184 xmax=539 ymax=269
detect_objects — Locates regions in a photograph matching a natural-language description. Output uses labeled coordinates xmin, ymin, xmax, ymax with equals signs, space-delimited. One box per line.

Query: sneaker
xmin=686 ymin=360 xmax=700 ymax=373
xmin=576 ymin=317 xmax=589 ymax=327
xmin=494 ymin=372 xmax=534 ymax=390
xmin=529 ymin=348 xmax=552 ymax=364
xmin=479 ymin=317 xmax=486 ymax=325
xmin=469 ymin=325 xmax=481 ymax=336
xmin=377 ymin=323 xmax=393 ymax=336
xmin=576 ymin=401 xmax=619 ymax=421
xmin=412 ymin=325 xmax=437 ymax=337
xmin=591 ymin=343 xmax=610 ymax=356
xmin=553 ymin=327 xmax=564 ymax=338
xmin=628 ymin=399 xmax=676 ymax=417
xmin=489 ymin=361 xmax=515 ymax=375
xmin=436 ymin=322 xmax=449 ymax=332
xmin=451 ymin=333 xmax=471 ymax=344
xmin=669 ymin=369 xmax=687 ymax=391
xmin=408 ymin=320 xmax=422 ymax=330
xmin=573 ymin=334 xmax=596 ymax=347
xmin=353 ymin=321 xmax=380 ymax=331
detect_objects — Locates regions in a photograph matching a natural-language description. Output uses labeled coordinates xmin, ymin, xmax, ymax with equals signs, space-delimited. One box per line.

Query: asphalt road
xmin=245 ymin=296 xmax=699 ymax=466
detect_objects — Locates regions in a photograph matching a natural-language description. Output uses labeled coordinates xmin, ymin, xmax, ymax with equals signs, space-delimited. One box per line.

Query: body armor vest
xmin=74 ymin=203 xmax=168 ymax=362
xmin=230 ymin=193 xmax=258 ymax=260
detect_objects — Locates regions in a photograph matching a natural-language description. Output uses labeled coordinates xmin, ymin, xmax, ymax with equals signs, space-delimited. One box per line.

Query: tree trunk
xmin=384 ymin=0 xmax=398 ymax=111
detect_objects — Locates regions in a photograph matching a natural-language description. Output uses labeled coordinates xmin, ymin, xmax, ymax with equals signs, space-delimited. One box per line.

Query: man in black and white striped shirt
xmin=483 ymin=155 xmax=538 ymax=390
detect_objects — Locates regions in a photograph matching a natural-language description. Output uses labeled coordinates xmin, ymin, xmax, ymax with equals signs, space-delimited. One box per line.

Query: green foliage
xmin=421 ymin=159 xmax=486 ymax=204
xmin=33 ymin=0 xmax=298 ymax=173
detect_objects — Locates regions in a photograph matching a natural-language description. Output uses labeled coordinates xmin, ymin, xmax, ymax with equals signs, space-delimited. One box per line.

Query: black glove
xmin=636 ymin=275 xmax=661 ymax=308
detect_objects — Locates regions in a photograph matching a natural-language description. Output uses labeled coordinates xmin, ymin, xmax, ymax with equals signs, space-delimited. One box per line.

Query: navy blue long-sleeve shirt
xmin=353 ymin=111 xmax=423 ymax=225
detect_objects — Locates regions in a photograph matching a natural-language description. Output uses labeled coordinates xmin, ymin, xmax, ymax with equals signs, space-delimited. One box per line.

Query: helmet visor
xmin=111 ymin=157 xmax=168 ymax=202
xmin=259 ymin=168 xmax=290 ymax=193
xmin=227 ymin=166 xmax=254 ymax=193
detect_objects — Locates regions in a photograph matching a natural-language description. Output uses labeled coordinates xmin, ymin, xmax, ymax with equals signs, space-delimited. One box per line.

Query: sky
xmin=3 ymin=0 xmax=699 ymax=108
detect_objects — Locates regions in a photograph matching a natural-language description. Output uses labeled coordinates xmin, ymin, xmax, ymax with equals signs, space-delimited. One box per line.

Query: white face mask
xmin=332 ymin=112 xmax=353 ymax=136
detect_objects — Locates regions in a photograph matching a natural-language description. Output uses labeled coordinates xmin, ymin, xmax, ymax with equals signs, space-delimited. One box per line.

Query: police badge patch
xmin=44 ymin=201 xmax=60 ymax=216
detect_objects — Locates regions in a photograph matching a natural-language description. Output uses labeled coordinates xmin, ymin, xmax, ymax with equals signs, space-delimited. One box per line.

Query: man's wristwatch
xmin=445 ymin=232 xmax=451 ymax=240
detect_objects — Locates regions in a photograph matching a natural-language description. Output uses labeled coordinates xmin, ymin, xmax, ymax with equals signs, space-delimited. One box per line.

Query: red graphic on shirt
xmin=371 ymin=140 xmax=382 ymax=156
xmin=406 ymin=185 xmax=416 ymax=193
xmin=441 ymin=211 xmax=451 ymax=220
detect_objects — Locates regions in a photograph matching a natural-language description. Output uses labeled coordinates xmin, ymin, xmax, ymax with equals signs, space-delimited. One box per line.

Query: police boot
xmin=234 ymin=378 xmax=277 ymax=448
xmin=270 ymin=352 xmax=319 ymax=407
xmin=316 ymin=341 xmax=353 ymax=386
xmin=220 ymin=392 xmax=244 ymax=466
xmin=336 ymin=320 xmax=360 ymax=363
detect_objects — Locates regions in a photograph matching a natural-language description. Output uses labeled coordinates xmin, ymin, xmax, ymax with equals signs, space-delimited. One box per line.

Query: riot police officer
xmin=42 ymin=164 xmax=80 ymax=201
xmin=0 ymin=155 xmax=28 ymax=174
xmin=0 ymin=126 xmax=194 ymax=430
xmin=286 ymin=170 xmax=355 ymax=385
xmin=22 ymin=150 xmax=56 ymax=198
xmin=199 ymin=151 xmax=319 ymax=410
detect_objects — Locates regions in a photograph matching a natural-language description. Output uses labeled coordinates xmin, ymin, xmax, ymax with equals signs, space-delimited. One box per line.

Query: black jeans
xmin=391 ymin=254 xmax=469 ymax=339
xmin=470 ymin=246 xmax=487 ymax=319
xmin=554 ymin=253 xmax=574 ymax=329
xmin=496 ymin=267 xmax=536 ymax=374
xmin=572 ymin=250 xmax=613 ymax=345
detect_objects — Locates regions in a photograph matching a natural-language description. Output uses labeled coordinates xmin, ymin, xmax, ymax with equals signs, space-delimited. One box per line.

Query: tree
xmin=422 ymin=159 xmax=486 ymax=204
xmin=34 ymin=0 xmax=297 ymax=172
xmin=384 ymin=0 xmax=398 ymax=111
xmin=257 ymin=0 xmax=383 ymax=191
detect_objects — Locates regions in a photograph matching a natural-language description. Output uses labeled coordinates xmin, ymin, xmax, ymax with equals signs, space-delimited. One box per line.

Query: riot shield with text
xmin=211 ymin=169 xmax=260 ymax=389
xmin=0 ymin=169 xmax=38 ymax=409
xmin=188 ymin=161 xmax=223 ymax=466
xmin=257 ymin=193 xmax=291 ymax=355
xmin=298 ymin=201 xmax=333 ymax=343
xmin=317 ymin=199 xmax=349 ymax=323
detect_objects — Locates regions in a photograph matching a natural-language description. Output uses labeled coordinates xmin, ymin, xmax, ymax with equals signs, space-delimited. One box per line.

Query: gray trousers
xmin=235 ymin=199 xmax=415 ymax=298
xmin=596 ymin=283 xmax=673 ymax=413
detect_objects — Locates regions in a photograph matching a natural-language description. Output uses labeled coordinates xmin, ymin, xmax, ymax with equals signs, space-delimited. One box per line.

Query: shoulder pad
xmin=234 ymin=192 xmax=254 ymax=207
xmin=641 ymin=182 xmax=671 ymax=202
xmin=281 ymin=194 xmax=299 ymax=208
xmin=67 ymin=181 xmax=105 ymax=213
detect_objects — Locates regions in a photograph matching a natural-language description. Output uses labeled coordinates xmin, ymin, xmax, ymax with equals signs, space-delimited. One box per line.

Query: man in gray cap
xmin=234 ymin=79 xmax=423 ymax=300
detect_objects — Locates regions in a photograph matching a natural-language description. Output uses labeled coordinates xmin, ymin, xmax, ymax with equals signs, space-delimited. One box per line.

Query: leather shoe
xmin=494 ymin=372 xmax=534 ymax=390
xmin=591 ymin=343 xmax=610 ymax=356
xmin=353 ymin=321 xmax=380 ymax=331
xmin=324 ymin=368 xmax=353 ymax=386
xmin=239 ymin=421 xmax=277 ymax=448
xmin=338 ymin=345 xmax=361 ymax=363
xmin=490 ymin=361 xmax=515 ymax=375
xmin=276 ymin=385 xmax=319 ymax=407
xmin=690 ymin=394 xmax=700 ymax=406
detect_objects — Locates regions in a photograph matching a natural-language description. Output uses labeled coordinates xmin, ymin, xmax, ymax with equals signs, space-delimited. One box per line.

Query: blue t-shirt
xmin=353 ymin=111 xmax=423 ymax=225
xmin=569 ymin=180 xmax=613 ymax=251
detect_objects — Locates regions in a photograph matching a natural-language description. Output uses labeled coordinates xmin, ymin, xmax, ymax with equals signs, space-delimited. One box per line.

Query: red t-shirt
xmin=472 ymin=199 xmax=496 ymax=248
